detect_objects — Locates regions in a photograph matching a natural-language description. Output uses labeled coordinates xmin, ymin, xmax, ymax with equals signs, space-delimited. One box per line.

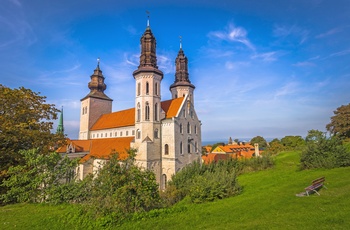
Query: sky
xmin=1 ymin=0 xmax=350 ymax=142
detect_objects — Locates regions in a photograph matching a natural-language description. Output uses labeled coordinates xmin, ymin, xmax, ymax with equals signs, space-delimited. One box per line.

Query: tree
xmin=326 ymin=103 xmax=350 ymax=138
xmin=250 ymin=136 xmax=267 ymax=149
xmin=280 ymin=135 xmax=305 ymax=150
xmin=0 ymin=85 xmax=63 ymax=196
xmin=266 ymin=139 xmax=285 ymax=155
xmin=305 ymin=129 xmax=325 ymax=143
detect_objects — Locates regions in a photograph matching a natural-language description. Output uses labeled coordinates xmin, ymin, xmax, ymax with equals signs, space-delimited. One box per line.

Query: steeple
xmin=170 ymin=40 xmax=195 ymax=98
xmin=82 ymin=59 xmax=112 ymax=101
xmin=56 ymin=107 xmax=64 ymax=134
xmin=137 ymin=17 xmax=159 ymax=70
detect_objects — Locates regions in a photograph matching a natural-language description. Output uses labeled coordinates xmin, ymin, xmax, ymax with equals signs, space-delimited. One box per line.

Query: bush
xmin=300 ymin=134 xmax=350 ymax=169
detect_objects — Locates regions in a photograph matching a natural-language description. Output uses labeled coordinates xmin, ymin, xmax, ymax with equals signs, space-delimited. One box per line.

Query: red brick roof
xmin=90 ymin=97 xmax=185 ymax=131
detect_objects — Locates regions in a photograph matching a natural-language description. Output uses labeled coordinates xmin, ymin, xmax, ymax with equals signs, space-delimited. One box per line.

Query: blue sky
xmin=1 ymin=0 xmax=350 ymax=142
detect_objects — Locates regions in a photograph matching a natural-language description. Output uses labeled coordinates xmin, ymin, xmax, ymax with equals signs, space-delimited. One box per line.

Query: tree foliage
xmin=300 ymin=130 xmax=350 ymax=169
xmin=0 ymin=85 xmax=64 ymax=196
xmin=326 ymin=103 xmax=350 ymax=138
xmin=1 ymin=149 xmax=79 ymax=204
xmin=250 ymin=136 xmax=267 ymax=149
xmin=280 ymin=135 xmax=305 ymax=150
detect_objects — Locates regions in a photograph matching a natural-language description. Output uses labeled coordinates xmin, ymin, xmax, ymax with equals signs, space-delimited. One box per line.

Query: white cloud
xmin=208 ymin=23 xmax=255 ymax=50
xmin=273 ymin=24 xmax=309 ymax=44
xmin=251 ymin=51 xmax=281 ymax=62
xmin=293 ymin=61 xmax=316 ymax=67
xmin=274 ymin=82 xmax=299 ymax=98
xmin=329 ymin=49 xmax=350 ymax=57
xmin=316 ymin=27 xmax=343 ymax=38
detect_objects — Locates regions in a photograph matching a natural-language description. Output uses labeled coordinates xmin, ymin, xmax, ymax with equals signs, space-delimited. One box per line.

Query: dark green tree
xmin=281 ymin=135 xmax=305 ymax=150
xmin=0 ymin=85 xmax=64 ymax=197
xmin=326 ymin=103 xmax=350 ymax=138
xmin=250 ymin=136 xmax=267 ymax=149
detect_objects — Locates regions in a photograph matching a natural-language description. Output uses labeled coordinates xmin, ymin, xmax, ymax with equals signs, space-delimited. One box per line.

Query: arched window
xmin=179 ymin=123 xmax=183 ymax=133
xmin=155 ymin=82 xmax=158 ymax=95
xmin=187 ymin=122 xmax=191 ymax=134
xmin=137 ymin=82 xmax=141 ymax=96
xmin=137 ymin=103 xmax=141 ymax=122
xmin=188 ymin=143 xmax=191 ymax=153
xmin=145 ymin=102 xmax=150 ymax=121
xmin=154 ymin=103 xmax=158 ymax=121
xmin=136 ymin=129 xmax=141 ymax=139
xmin=162 ymin=174 xmax=167 ymax=190
xmin=164 ymin=144 xmax=169 ymax=155
xmin=180 ymin=142 xmax=183 ymax=154
xmin=154 ymin=128 xmax=159 ymax=139
xmin=146 ymin=81 xmax=149 ymax=95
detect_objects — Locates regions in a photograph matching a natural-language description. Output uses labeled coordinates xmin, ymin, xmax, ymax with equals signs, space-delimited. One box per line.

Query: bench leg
xmin=313 ymin=190 xmax=320 ymax=196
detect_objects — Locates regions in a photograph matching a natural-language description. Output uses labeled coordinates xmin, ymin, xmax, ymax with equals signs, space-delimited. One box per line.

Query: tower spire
xmin=56 ymin=106 xmax=64 ymax=134
xmin=146 ymin=11 xmax=150 ymax=27
xmin=179 ymin=36 xmax=182 ymax=49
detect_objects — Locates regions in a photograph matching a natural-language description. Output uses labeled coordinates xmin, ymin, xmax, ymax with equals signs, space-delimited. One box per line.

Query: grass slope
xmin=1 ymin=151 xmax=349 ymax=229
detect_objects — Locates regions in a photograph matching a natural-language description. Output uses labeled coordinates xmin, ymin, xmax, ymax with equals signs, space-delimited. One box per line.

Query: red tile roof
xmin=89 ymin=97 xmax=185 ymax=131
xmin=202 ymin=153 xmax=228 ymax=164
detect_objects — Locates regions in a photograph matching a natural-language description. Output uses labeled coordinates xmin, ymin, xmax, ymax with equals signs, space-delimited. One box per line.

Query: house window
xmin=154 ymin=128 xmax=159 ymax=138
xmin=154 ymin=103 xmax=158 ymax=121
xmin=164 ymin=144 xmax=169 ymax=155
xmin=180 ymin=142 xmax=183 ymax=155
xmin=120 ymin=131 xmax=123 ymax=136
xmin=110 ymin=132 xmax=112 ymax=137
xmin=145 ymin=102 xmax=150 ymax=121
xmin=97 ymin=133 xmax=99 ymax=138
xmin=137 ymin=82 xmax=141 ymax=96
xmin=146 ymin=81 xmax=149 ymax=95
xmin=93 ymin=134 xmax=95 ymax=138
xmin=115 ymin=132 xmax=117 ymax=137
xmin=132 ymin=130 xmax=135 ymax=135
xmin=105 ymin=133 xmax=107 ymax=137
xmin=126 ymin=131 xmax=129 ymax=136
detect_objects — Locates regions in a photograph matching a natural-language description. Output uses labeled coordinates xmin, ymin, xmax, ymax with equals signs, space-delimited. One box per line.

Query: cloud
xmin=329 ymin=49 xmax=350 ymax=57
xmin=273 ymin=24 xmax=309 ymax=44
xmin=208 ymin=23 xmax=255 ymax=50
xmin=251 ymin=51 xmax=281 ymax=62
xmin=315 ymin=27 xmax=343 ymax=38
xmin=293 ymin=61 xmax=316 ymax=67
xmin=274 ymin=82 xmax=299 ymax=98
xmin=225 ymin=61 xmax=249 ymax=70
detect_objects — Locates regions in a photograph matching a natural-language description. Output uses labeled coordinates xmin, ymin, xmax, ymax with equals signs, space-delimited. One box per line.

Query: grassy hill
xmin=1 ymin=151 xmax=350 ymax=229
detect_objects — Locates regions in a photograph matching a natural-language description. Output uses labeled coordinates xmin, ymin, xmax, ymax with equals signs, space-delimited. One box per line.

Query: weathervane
xmin=146 ymin=11 xmax=150 ymax=27
xmin=97 ymin=57 xmax=100 ymax=67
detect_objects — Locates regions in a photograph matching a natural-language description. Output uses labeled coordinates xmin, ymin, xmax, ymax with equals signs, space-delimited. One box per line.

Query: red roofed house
xmin=57 ymin=20 xmax=202 ymax=189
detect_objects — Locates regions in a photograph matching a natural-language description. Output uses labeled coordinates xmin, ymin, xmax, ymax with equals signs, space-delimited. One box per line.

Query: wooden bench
xmin=305 ymin=177 xmax=327 ymax=196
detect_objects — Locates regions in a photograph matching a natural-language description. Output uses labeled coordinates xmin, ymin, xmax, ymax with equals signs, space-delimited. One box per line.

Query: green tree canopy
xmin=280 ymin=135 xmax=305 ymax=150
xmin=0 ymin=85 xmax=63 ymax=196
xmin=326 ymin=103 xmax=350 ymax=138
xmin=250 ymin=136 xmax=267 ymax=149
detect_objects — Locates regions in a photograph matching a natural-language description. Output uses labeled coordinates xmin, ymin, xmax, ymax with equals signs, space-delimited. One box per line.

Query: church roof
xmin=90 ymin=97 xmax=185 ymax=131
xmin=57 ymin=137 xmax=134 ymax=162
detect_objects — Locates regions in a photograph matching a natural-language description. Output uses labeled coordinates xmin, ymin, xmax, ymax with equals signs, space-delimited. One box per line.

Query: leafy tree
xmin=1 ymin=149 xmax=79 ymax=204
xmin=250 ymin=136 xmax=267 ymax=149
xmin=266 ymin=141 xmax=285 ymax=155
xmin=281 ymin=135 xmax=305 ymax=150
xmin=300 ymin=132 xmax=350 ymax=169
xmin=0 ymin=85 xmax=63 ymax=196
xmin=305 ymin=129 xmax=325 ymax=143
xmin=326 ymin=103 xmax=350 ymax=138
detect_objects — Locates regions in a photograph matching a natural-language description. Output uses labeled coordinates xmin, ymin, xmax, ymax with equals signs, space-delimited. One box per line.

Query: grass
xmin=1 ymin=151 xmax=350 ymax=229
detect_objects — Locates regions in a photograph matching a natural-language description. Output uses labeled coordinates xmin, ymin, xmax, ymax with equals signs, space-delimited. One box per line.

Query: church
xmin=58 ymin=20 xmax=202 ymax=188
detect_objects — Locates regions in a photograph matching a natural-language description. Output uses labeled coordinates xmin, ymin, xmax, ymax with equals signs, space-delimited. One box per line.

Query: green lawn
xmin=1 ymin=151 xmax=350 ymax=229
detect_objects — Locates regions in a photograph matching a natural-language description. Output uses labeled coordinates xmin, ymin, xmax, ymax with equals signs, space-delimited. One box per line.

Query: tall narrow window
xmin=137 ymin=103 xmax=141 ymax=122
xmin=146 ymin=81 xmax=149 ymax=95
xmin=164 ymin=144 xmax=169 ymax=155
xmin=154 ymin=128 xmax=159 ymax=138
xmin=180 ymin=142 xmax=183 ymax=155
xmin=137 ymin=129 xmax=141 ymax=139
xmin=179 ymin=123 xmax=183 ymax=134
xmin=162 ymin=174 xmax=167 ymax=190
xmin=155 ymin=82 xmax=158 ymax=95
xmin=145 ymin=102 xmax=150 ymax=121
xmin=137 ymin=82 xmax=141 ymax=96
xmin=187 ymin=122 xmax=191 ymax=134
xmin=154 ymin=103 xmax=158 ymax=121
xmin=188 ymin=143 xmax=191 ymax=153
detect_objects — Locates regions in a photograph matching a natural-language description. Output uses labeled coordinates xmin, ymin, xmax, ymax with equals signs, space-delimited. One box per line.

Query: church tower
xmin=132 ymin=19 xmax=163 ymax=182
xmin=79 ymin=60 xmax=112 ymax=140
xmin=170 ymin=40 xmax=195 ymax=104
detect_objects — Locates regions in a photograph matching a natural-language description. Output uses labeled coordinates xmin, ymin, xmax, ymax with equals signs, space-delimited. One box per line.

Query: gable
xmin=161 ymin=97 xmax=185 ymax=118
